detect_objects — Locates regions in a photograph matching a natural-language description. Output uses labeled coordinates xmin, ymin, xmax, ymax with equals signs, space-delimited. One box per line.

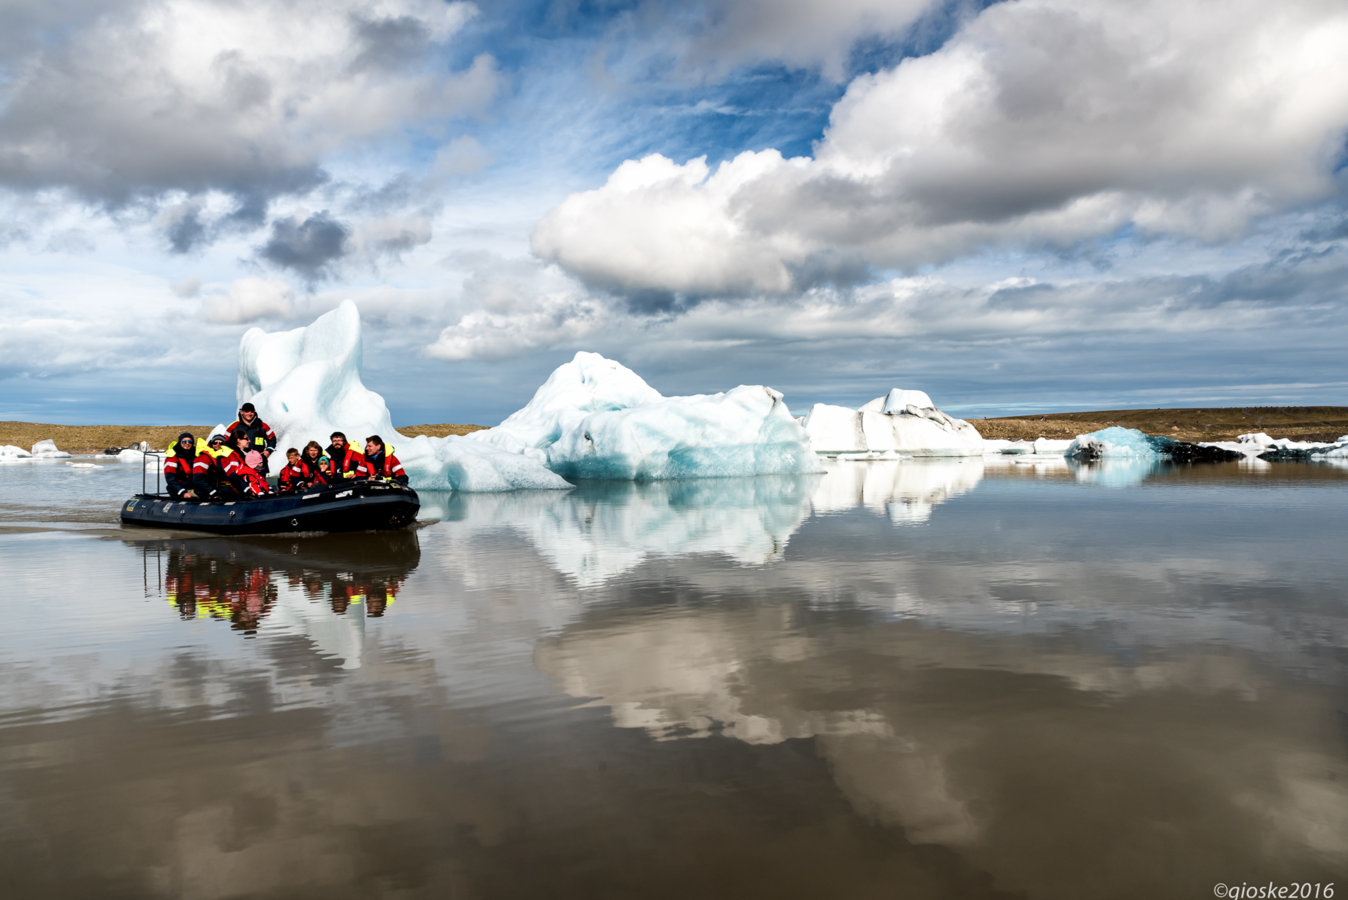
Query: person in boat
xmin=299 ymin=441 xmax=333 ymax=487
xmin=277 ymin=448 xmax=308 ymax=493
xmin=193 ymin=431 xmax=237 ymax=498
xmin=362 ymin=435 xmax=409 ymax=485
xmin=226 ymin=402 xmax=277 ymax=474
xmin=325 ymin=431 xmax=370 ymax=480
xmin=217 ymin=433 xmax=271 ymax=498
xmin=164 ymin=432 xmax=202 ymax=499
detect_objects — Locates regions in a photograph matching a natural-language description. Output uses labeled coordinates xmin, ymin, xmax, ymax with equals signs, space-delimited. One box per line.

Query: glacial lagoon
xmin=0 ymin=456 xmax=1345 ymax=898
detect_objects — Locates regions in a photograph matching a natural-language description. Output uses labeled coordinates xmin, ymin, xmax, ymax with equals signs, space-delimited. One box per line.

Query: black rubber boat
xmin=121 ymin=453 xmax=420 ymax=534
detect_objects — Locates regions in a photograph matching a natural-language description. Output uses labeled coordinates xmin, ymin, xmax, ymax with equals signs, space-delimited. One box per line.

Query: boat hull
xmin=121 ymin=481 xmax=420 ymax=535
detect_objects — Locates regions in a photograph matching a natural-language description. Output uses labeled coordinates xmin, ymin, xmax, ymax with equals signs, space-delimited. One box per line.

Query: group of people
xmin=163 ymin=402 xmax=408 ymax=500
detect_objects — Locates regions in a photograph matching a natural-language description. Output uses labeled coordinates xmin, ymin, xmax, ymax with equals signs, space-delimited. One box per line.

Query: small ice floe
xmin=30 ymin=439 xmax=72 ymax=459
xmin=66 ymin=462 xmax=98 ymax=469
xmin=0 ymin=444 xmax=32 ymax=459
xmin=985 ymin=437 xmax=1074 ymax=456
xmin=1200 ymin=431 xmax=1348 ymax=461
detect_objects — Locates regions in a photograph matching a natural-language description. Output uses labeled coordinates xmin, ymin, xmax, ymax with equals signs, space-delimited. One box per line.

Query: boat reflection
xmin=129 ymin=531 xmax=421 ymax=667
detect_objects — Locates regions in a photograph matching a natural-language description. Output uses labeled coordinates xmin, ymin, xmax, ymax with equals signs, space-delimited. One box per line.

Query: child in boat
xmin=277 ymin=448 xmax=307 ymax=493
xmin=221 ymin=434 xmax=271 ymax=497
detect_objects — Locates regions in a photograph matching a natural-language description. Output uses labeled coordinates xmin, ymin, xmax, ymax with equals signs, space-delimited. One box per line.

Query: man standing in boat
xmin=227 ymin=402 xmax=277 ymax=475
xmin=362 ymin=435 xmax=409 ymax=485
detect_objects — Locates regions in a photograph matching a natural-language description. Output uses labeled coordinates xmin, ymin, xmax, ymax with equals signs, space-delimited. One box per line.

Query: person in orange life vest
xmin=193 ymin=432 xmax=236 ymax=498
xmin=299 ymin=441 xmax=332 ymax=487
xmin=220 ymin=433 xmax=271 ymax=497
xmin=362 ymin=435 xmax=408 ymax=485
xmin=164 ymin=432 xmax=202 ymax=499
xmin=324 ymin=431 xmax=370 ymax=480
xmin=277 ymin=448 xmax=308 ymax=493
xmin=226 ymin=402 xmax=277 ymax=474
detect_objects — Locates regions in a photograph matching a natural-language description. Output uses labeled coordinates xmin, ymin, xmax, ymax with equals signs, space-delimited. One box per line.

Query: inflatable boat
xmin=120 ymin=479 xmax=420 ymax=534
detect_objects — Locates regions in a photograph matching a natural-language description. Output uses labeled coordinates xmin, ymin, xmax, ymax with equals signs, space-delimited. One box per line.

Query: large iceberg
xmin=237 ymin=302 xmax=819 ymax=491
xmin=473 ymin=352 xmax=818 ymax=480
xmin=802 ymin=388 xmax=985 ymax=457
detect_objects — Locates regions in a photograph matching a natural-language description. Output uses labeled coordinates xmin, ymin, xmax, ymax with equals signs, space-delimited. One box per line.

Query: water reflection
xmin=810 ymin=457 xmax=985 ymax=522
xmin=130 ymin=530 xmax=421 ymax=666
xmin=2 ymin=463 xmax=1346 ymax=897
xmin=422 ymin=476 xmax=819 ymax=586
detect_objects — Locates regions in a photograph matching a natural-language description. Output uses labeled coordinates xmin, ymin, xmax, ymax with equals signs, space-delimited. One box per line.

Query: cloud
xmin=352 ymin=215 xmax=435 ymax=263
xmin=0 ymin=0 xmax=494 ymax=226
xmin=534 ymin=0 xmax=1348 ymax=301
xmin=425 ymin=258 xmax=611 ymax=360
xmin=260 ymin=212 xmax=352 ymax=279
xmin=679 ymin=0 xmax=939 ymax=81
xmin=202 ymin=277 xmax=295 ymax=323
xmin=171 ymin=276 xmax=204 ymax=299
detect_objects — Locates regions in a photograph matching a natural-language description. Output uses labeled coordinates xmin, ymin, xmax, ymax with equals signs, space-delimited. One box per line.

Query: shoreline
xmin=3 ymin=407 xmax=1347 ymax=454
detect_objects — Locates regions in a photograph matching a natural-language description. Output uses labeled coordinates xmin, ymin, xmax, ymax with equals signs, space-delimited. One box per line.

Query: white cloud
xmin=202 ymin=277 xmax=295 ymax=324
xmin=0 ymin=0 xmax=494 ymax=214
xmin=535 ymin=0 xmax=1348 ymax=298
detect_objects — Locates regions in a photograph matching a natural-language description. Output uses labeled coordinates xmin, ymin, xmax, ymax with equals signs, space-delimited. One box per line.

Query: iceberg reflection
xmin=421 ymin=475 xmax=818 ymax=586
xmin=810 ymin=458 xmax=985 ymax=523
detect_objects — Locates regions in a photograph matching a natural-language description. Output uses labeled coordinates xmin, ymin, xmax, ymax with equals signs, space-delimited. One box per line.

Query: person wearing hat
xmin=164 ymin=432 xmax=202 ymax=499
xmin=226 ymin=402 xmax=277 ymax=475
xmin=191 ymin=430 xmax=235 ymax=498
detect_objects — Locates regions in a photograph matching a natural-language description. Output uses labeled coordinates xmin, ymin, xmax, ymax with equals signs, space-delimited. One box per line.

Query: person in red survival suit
xmin=227 ymin=402 xmax=277 ymax=474
xmin=299 ymin=441 xmax=332 ymax=487
xmin=277 ymin=448 xmax=307 ymax=493
xmin=324 ymin=431 xmax=370 ymax=481
xmin=192 ymin=432 xmax=238 ymax=498
xmin=164 ymin=432 xmax=202 ymax=499
xmin=219 ymin=434 xmax=272 ymax=497
xmin=362 ymin=435 xmax=409 ymax=485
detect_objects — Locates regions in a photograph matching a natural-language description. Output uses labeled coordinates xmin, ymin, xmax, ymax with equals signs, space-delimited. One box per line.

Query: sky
xmin=1 ymin=0 xmax=1347 ymax=426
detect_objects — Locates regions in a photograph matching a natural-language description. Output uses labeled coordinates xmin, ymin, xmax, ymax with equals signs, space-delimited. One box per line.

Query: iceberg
xmin=802 ymin=390 xmax=985 ymax=457
xmin=474 ymin=352 xmax=818 ymax=480
xmin=30 ymin=439 xmax=71 ymax=459
xmin=1 ymin=444 xmax=32 ymax=459
xmin=237 ymin=302 xmax=819 ymax=491
xmin=1066 ymin=426 xmax=1242 ymax=463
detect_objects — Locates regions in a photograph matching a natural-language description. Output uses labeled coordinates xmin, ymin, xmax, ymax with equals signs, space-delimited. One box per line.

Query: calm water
xmin=1 ymin=456 xmax=1345 ymax=899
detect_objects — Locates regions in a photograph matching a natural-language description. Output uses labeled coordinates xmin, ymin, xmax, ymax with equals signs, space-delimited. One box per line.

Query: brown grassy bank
xmin=0 ymin=421 xmax=488 ymax=454
xmin=971 ymin=407 xmax=1348 ymax=443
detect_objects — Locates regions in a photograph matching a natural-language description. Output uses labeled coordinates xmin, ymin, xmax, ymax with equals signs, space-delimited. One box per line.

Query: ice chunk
xmin=237 ymin=304 xmax=817 ymax=490
xmin=0 ymin=444 xmax=32 ymax=458
xmin=30 ymin=439 xmax=71 ymax=458
xmin=1066 ymin=426 xmax=1162 ymax=461
xmin=1068 ymin=427 xmax=1242 ymax=463
xmin=803 ymin=391 xmax=984 ymax=457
